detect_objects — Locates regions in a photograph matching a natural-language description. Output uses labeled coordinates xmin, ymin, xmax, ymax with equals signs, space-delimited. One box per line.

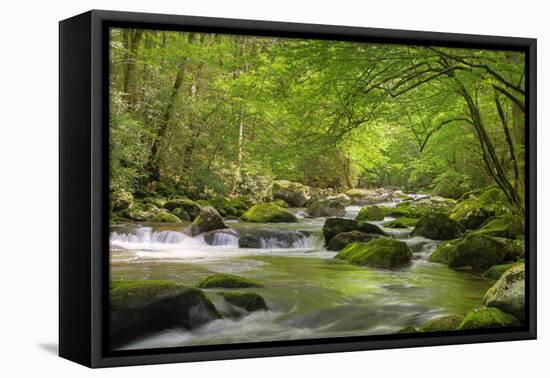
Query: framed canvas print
xmin=59 ymin=10 xmax=537 ymax=368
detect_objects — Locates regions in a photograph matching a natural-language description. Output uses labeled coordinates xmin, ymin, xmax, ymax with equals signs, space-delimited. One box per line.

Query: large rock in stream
xmin=355 ymin=205 xmax=385 ymax=221
xmin=110 ymin=280 xmax=221 ymax=348
xmin=191 ymin=206 xmax=227 ymax=236
xmin=307 ymin=199 xmax=346 ymax=217
xmin=483 ymin=263 xmax=525 ymax=321
xmin=164 ymin=198 xmax=202 ymax=219
xmin=411 ymin=213 xmax=462 ymax=240
xmin=322 ymin=217 xmax=387 ymax=244
xmin=238 ymin=229 xmax=312 ymax=248
xmin=327 ymin=231 xmax=381 ymax=251
xmin=240 ymin=203 xmax=298 ymax=223
xmin=272 ymin=180 xmax=310 ymax=207
xmin=336 ymin=238 xmax=412 ymax=268
xmin=458 ymin=307 xmax=520 ymax=330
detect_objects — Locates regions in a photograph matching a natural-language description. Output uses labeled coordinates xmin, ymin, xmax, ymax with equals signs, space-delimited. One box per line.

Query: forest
xmin=108 ymin=28 xmax=526 ymax=350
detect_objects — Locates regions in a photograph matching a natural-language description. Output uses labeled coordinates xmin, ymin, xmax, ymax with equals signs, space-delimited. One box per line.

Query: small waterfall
xmin=110 ymin=227 xmax=187 ymax=245
xmin=210 ymin=232 xmax=239 ymax=247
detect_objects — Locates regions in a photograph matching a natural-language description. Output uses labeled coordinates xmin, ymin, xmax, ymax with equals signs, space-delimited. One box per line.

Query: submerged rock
xmin=237 ymin=229 xmax=309 ymax=248
xmin=307 ymin=199 xmax=346 ymax=217
xmin=412 ymin=213 xmax=461 ymax=240
xmin=219 ymin=292 xmax=268 ymax=312
xmin=272 ymin=180 xmax=310 ymax=207
xmin=326 ymin=231 xmax=381 ymax=251
xmin=240 ymin=203 xmax=298 ymax=223
xmin=164 ymin=198 xmax=202 ymax=219
xmin=203 ymin=228 xmax=240 ymax=246
xmin=458 ymin=307 xmax=520 ymax=330
xmin=197 ymin=273 xmax=263 ymax=289
xmin=355 ymin=205 xmax=385 ymax=221
xmin=191 ymin=206 xmax=227 ymax=236
xmin=110 ymin=280 xmax=221 ymax=347
xmin=322 ymin=217 xmax=387 ymax=244
xmin=484 ymin=264 xmax=525 ymax=321
xmin=335 ymin=238 xmax=412 ymax=268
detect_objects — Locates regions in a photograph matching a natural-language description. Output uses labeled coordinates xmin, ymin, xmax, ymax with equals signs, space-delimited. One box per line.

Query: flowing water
xmin=110 ymin=199 xmax=492 ymax=350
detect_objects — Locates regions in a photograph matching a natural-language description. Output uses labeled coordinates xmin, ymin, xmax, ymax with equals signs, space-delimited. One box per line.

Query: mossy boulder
xmin=412 ymin=213 xmax=462 ymax=240
xmin=270 ymin=198 xmax=289 ymax=208
xmin=219 ymin=292 xmax=267 ymax=312
xmin=475 ymin=215 xmax=524 ymax=239
xmin=355 ymin=205 xmax=385 ymax=221
xmin=383 ymin=218 xmax=418 ymax=228
xmin=120 ymin=204 xmax=153 ymax=222
xmin=336 ymin=238 xmax=412 ymax=268
xmin=110 ymin=190 xmax=134 ymax=211
xmin=150 ymin=211 xmax=182 ymax=223
xmin=272 ymin=180 xmax=310 ymax=207
xmin=307 ymin=199 xmax=346 ymax=217
xmin=240 ymin=203 xmax=298 ymax=223
xmin=450 ymin=198 xmax=494 ymax=230
xmin=395 ymin=197 xmax=455 ymax=218
xmin=197 ymin=274 xmax=263 ymax=289
xmin=110 ymin=280 xmax=221 ymax=347
xmin=458 ymin=307 xmax=520 ymax=330
xmin=482 ymin=261 xmax=523 ymax=280
xmin=381 ymin=206 xmax=412 ymax=218
xmin=322 ymin=217 xmax=387 ymax=243
xmin=429 ymin=239 xmax=461 ymax=264
xmin=164 ymin=198 xmax=202 ymax=219
xmin=171 ymin=207 xmax=191 ymax=221
xmin=143 ymin=196 xmax=166 ymax=208
xmin=395 ymin=325 xmax=419 ymax=334
xmin=447 ymin=234 xmax=508 ymax=270
xmin=419 ymin=315 xmax=464 ymax=332
xmin=191 ymin=206 xmax=227 ymax=236
xmin=345 ymin=188 xmax=391 ymax=205
xmin=326 ymin=231 xmax=381 ymax=251
xmin=210 ymin=196 xmax=253 ymax=217
xmin=484 ymin=264 xmax=525 ymax=321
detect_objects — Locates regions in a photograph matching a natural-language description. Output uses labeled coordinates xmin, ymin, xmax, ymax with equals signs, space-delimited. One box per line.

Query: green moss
xmin=197 ymin=273 xmax=263 ymax=289
xmin=219 ymin=292 xmax=267 ymax=312
xmin=381 ymin=205 xmax=412 ymax=218
xmin=336 ymin=238 xmax=412 ymax=268
xmin=383 ymin=218 xmax=418 ymax=228
xmin=395 ymin=325 xmax=419 ymax=334
xmin=326 ymin=231 xmax=380 ymax=251
xmin=429 ymin=239 xmax=461 ymax=264
xmin=150 ymin=211 xmax=182 ymax=223
xmin=447 ymin=233 xmax=508 ymax=270
xmin=322 ymin=217 xmax=387 ymax=243
xmin=240 ymin=203 xmax=298 ymax=223
xmin=449 ymin=198 xmax=493 ymax=229
xmin=270 ymin=199 xmax=289 ymax=208
xmin=110 ymin=280 xmax=185 ymax=306
xmin=476 ymin=216 xmax=524 ymax=239
xmin=143 ymin=196 xmax=166 ymax=208
xmin=355 ymin=205 xmax=385 ymax=221
xmin=458 ymin=307 xmax=521 ymax=330
xmin=419 ymin=315 xmax=464 ymax=332
xmin=412 ymin=213 xmax=461 ymax=240
xmin=482 ymin=262 xmax=523 ymax=280
xmin=191 ymin=206 xmax=227 ymax=235
xmin=164 ymin=198 xmax=201 ymax=218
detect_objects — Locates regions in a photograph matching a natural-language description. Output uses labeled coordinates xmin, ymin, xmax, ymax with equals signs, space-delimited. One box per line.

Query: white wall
xmin=1 ymin=0 xmax=546 ymax=376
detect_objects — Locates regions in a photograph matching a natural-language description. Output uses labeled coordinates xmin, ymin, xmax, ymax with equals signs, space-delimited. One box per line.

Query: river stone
xmin=171 ymin=207 xmax=191 ymax=221
xmin=110 ymin=190 xmax=134 ymax=211
xmin=383 ymin=218 xmax=418 ymax=228
xmin=240 ymin=203 xmax=298 ymax=223
xmin=110 ymin=280 xmax=221 ymax=348
xmin=449 ymin=198 xmax=494 ymax=229
xmin=447 ymin=234 xmax=511 ymax=270
xmin=323 ymin=217 xmax=387 ymax=244
xmin=419 ymin=315 xmax=464 ymax=332
xmin=164 ymin=198 xmax=202 ymax=219
xmin=483 ymin=264 xmax=525 ymax=321
xmin=197 ymin=273 xmax=262 ymax=289
xmin=326 ymin=193 xmax=352 ymax=205
xmin=411 ymin=213 xmax=461 ymax=240
xmin=458 ymin=307 xmax=520 ymax=330
xmin=238 ymin=229 xmax=308 ymax=248
xmin=429 ymin=239 xmax=460 ymax=264
xmin=272 ymin=180 xmax=310 ymax=207
xmin=482 ymin=261 xmax=523 ymax=280
xmin=203 ymin=228 xmax=240 ymax=246
xmin=327 ymin=231 xmax=381 ymax=251
xmin=307 ymin=199 xmax=346 ymax=217
xmin=191 ymin=206 xmax=227 ymax=236
xmin=355 ymin=205 xmax=385 ymax=221
xmin=335 ymin=238 xmax=412 ymax=268
xmin=150 ymin=211 xmax=182 ymax=223
xmin=219 ymin=292 xmax=267 ymax=312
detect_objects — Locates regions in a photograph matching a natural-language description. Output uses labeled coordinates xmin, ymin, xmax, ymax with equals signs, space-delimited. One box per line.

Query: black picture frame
xmin=59 ymin=9 xmax=537 ymax=368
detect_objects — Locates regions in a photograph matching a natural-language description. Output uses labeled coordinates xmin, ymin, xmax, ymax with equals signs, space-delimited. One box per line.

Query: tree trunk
xmin=122 ymin=29 xmax=143 ymax=107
